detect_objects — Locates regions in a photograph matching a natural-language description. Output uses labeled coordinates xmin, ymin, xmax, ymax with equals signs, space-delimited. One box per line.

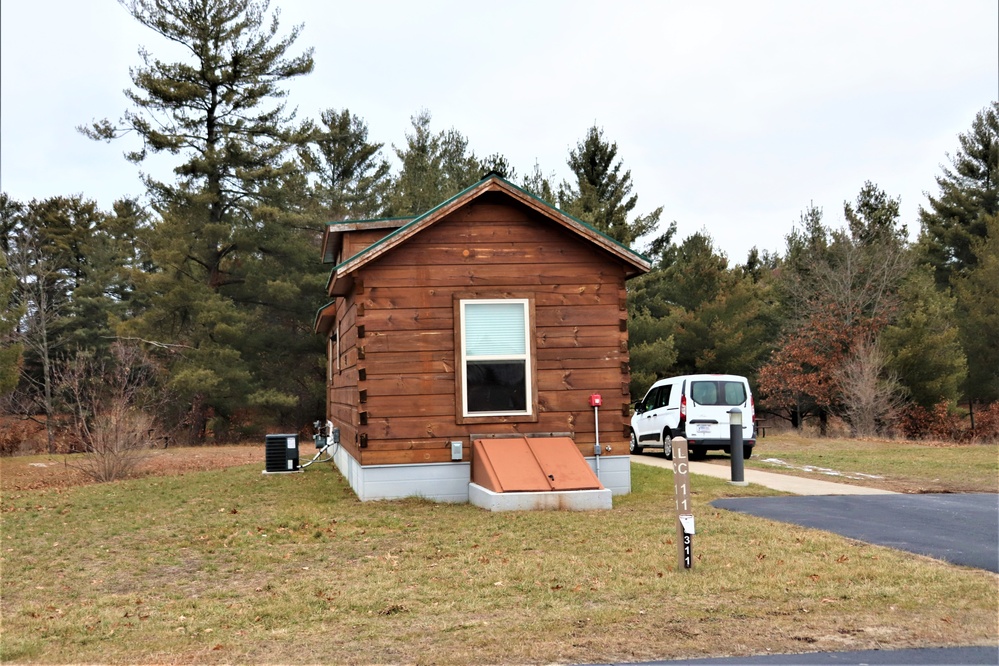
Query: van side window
xmin=658 ymin=385 xmax=672 ymax=408
xmin=641 ymin=387 xmax=661 ymax=412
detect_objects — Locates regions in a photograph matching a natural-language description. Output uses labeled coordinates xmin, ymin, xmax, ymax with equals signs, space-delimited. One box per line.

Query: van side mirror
xmin=634 ymin=401 xmax=645 ymax=414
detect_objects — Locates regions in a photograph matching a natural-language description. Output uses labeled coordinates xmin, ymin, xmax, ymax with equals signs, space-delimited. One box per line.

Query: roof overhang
xmin=320 ymin=217 xmax=414 ymax=264
xmin=314 ymin=301 xmax=337 ymax=334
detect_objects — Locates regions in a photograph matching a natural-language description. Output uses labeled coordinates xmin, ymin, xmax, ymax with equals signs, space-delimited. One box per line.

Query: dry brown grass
xmin=2 ymin=447 xmax=996 ymax=665
xmin=0 ymin=445 xmax=261 ymax=491
xmin=741 ymin=432 xmax=999 ymax=493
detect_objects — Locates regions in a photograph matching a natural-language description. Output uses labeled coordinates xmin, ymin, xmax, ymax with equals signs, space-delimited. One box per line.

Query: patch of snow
xmin=760 ymin=457 xmax=883 ymax=481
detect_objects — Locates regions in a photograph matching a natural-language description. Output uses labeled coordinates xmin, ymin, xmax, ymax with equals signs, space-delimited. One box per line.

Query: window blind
xmin=464 ymin=302 xmax=526 ymax=357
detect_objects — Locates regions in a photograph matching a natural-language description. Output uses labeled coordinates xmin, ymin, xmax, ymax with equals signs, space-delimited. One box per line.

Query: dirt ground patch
xmin=0 ymin=445 xmax=262 ymax=491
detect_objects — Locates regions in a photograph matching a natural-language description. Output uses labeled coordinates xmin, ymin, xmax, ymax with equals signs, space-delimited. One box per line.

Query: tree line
xmin=1 ymin=0 xmax=996 ymax=453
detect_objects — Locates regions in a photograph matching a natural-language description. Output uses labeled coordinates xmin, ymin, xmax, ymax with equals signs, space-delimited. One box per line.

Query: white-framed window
xmin=459 ymin=299 xmax=532 ymax=418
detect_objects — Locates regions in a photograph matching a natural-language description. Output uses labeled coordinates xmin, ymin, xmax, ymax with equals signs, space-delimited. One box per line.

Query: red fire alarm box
xmin=589 ymin=393 xmax=602 ymax=407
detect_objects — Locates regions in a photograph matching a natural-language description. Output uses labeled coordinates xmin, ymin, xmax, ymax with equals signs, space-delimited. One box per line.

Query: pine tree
xmin=918 ymin=101 xmax=998 ymax=287
xmin=383 ymin=110 xmax=487 ymax=216
xmin=0 ymin=251 xmax=24 ymax=396
xmin=624 ymin=220 xmax=678 ymax=320
xmin=917 ymin=103 xmax=999 ymax=404
xmin=845 ymin=180 xmax=907 ymax=246
xmin=761 ymin=185 xmax=911 ymax=430
xmin=80 ymin=0 xmax=320 ymax=441
xmin=626 ymin=308 xmax=677 ymax=398
xmin=882 ymin=265 xmax=967 ymax=409
xmin=520 ymin=161 xmax=560 ymax=206
xmin=2 ymin=193 xmax=149 ymax=446
xmin=3 ymin=200 xmax=68 ymax=451
xmin=300 ymin=108 xmax=391 ymax=220
xmin=656 ymin=232 xmax=734 ymax=313
xmin=81 ymin=0 xmax=314 ymax=289
xmin=27 ymin=196 xmax=143 ymax=356
xmin=559 ymin=126 xmax=661 ymax=248
xmin=952 ymin=213 xmax=999 ymax=402
xmin=671 ymin=273 xmax=780 ymax=383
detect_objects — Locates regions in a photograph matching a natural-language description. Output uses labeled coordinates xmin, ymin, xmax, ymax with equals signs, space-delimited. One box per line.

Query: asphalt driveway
xmin=596 ymin=645 xmax=999 ymax=665
xmin=712 ymin=493 xmax=999 ymax=572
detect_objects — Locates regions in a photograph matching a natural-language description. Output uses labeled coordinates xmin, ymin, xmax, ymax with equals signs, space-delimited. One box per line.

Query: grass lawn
xmin=2 ymin=447 xmax=997 ymax=664
xmin=742 ymin=433 xmax=999 ymax=494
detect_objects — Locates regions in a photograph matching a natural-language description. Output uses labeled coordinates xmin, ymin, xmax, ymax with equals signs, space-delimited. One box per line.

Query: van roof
xmin=654 ymin=374 xmax=749 ymax=383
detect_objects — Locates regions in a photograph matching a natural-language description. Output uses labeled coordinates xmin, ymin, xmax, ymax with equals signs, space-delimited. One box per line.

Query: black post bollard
xmin=729 ymin=408 xmax=747 ymax=486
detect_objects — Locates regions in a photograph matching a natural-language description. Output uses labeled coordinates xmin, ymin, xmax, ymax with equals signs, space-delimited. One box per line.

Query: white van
xmin=630 ymin=374 xmax=756 ymax=460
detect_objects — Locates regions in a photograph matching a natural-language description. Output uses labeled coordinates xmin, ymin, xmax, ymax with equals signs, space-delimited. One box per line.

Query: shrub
xmin=0 ymin=418 xmax=29 ymax=456
xmin=61 ymin=342 xmax=158 ymax=482
xmin=971 ymin=402 xmax=999 ymax=443
xmin=897 ymin=400 xmax=968 ymax=442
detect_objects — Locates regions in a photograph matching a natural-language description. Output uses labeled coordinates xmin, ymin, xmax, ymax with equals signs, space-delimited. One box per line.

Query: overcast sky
xmin=1 ymin=0 xmax=997 ymax=262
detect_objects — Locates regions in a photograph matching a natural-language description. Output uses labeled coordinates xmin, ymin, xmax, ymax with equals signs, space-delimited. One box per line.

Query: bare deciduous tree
xmin=835 ymin=337 xmax=906 ymax=438
xmin=61 ymin=342 xmax=158 ymax=482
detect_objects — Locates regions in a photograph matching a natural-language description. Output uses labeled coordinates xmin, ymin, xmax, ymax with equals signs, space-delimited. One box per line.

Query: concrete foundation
xmin=331 ymin=445 xmax=631 ymax=504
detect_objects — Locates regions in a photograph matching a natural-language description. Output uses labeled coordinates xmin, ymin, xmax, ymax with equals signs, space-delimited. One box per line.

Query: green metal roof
xmin=313 ymin=300 xmax=337 ymax=333
xmin=324 ymin=215 xmax=414 ymax=228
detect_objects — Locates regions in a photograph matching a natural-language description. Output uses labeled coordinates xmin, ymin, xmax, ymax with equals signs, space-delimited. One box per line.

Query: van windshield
xmin=690 ymin=380 xmax=747 ymax=406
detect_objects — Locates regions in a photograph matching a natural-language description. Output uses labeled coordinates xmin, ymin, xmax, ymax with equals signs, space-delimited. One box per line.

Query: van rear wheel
xmin=743 ymin=445 xmax=753 ymax=460
xmin=662 ymin=431 xmax=673 ymax=460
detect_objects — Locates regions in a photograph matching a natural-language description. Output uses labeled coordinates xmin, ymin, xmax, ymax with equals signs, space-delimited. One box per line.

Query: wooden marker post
xmin=671 ymin=436 xmax=695 ymax=570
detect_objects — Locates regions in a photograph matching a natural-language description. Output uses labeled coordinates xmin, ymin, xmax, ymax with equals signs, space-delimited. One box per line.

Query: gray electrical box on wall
xmin=450 ymin=441 xmax=462 ymax=461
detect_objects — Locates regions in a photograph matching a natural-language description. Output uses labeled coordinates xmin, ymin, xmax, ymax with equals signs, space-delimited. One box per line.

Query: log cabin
xmin=314 ymin=173 xmax=651 ymax=506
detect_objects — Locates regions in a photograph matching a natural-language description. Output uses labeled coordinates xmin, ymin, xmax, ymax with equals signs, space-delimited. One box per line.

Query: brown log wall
xmin=327 ymin=194 xmax=635 ymax=465
xmin=326 ymin=296 xmax=361 ymax=462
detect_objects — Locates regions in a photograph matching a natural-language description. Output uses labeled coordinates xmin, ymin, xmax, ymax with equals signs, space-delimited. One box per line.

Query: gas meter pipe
xmin=590 ymin=394 xmax=603 ymax=482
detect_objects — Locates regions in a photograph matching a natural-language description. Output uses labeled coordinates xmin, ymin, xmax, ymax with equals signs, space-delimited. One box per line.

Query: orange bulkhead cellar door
xmin=471 ymin=437 xmax=604 ymax=493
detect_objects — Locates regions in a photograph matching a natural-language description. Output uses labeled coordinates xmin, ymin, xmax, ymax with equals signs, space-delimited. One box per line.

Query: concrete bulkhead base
xmin=469 ymin=482 xmax=613 ymax=512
